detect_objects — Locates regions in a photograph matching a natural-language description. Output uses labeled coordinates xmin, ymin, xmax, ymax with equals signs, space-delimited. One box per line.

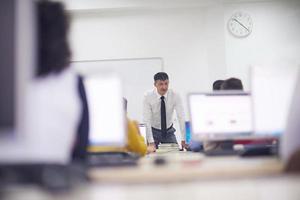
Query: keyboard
xmin=240 ymin=144 xmax=278 ymax=157
xmin=87 ymin=152 xmax=140 ymax=167
xmin=204 ymin=149 xmax=242 ymax=156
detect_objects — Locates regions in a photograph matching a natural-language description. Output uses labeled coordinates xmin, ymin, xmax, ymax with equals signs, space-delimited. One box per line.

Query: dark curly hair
xmin=36 ymin=0 xmax=71 ymax=77
xmin=213 ymin=80 xmax=224 ymax=91
xmin=221 ymin=78 xmax=244 ymax=90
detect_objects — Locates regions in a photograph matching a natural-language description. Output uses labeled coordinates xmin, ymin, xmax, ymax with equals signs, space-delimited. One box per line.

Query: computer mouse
xmin=154 ymin=157 xmax=166 ymax=166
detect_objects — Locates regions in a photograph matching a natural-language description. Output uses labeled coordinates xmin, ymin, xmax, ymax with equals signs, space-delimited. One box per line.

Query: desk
xmin=3 ymin=176 xmax=300 ymax=200
xmin=3 ymin=153 xmax=300 ymax=200
xmin=89 ymin=152 xmax=284 ymax=183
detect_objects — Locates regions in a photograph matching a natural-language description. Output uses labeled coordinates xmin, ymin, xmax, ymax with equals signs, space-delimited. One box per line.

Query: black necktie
xmin=160 ymin=96 xmax=167 ymax=137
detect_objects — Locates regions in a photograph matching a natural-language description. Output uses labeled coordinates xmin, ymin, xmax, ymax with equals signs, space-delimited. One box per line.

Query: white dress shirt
xmin=143 ymin=88 xmax=185 ymax=143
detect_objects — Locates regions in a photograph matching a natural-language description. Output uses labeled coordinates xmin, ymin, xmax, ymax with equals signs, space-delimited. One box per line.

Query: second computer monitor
xmin=83 ymin=73 xmax=126 ymax=147
xmin=188 ymin=92 xmax=253 ymax=141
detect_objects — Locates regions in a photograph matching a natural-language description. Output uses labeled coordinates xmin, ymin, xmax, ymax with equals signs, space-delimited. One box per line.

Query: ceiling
xmin=59 ymin=0 xmax=282 ymax=11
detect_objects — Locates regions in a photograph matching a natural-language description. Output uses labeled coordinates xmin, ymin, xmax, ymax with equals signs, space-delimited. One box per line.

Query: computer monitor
xmin=281 ymin=68 xmax=300 ymax=162
xmin=82 ymin=73 xmax=126 ymax=148
xmin=185 ymin=121 xmax=191 ymax=144
xmin=138 ymin=124 xmax=147 ymax=144
xmin=0 ymin=0 xmax=35 ymax=137
xmin=251 ymin=66 xmax=299 ymax=137
xmin=188 ymin=92 xmax=253 ymax=141
xmin=0 ymin=0 xmax=36 ymax=162
xmin=0 ymin=0 xmax=16 ymax=135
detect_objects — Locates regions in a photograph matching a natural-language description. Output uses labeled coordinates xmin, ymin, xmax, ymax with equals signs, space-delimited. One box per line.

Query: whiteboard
xmin=72 ymin=58 xmax=163 ymax=122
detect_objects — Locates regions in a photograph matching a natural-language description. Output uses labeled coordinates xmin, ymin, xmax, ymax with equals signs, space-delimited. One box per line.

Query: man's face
xmin=154 ymin=79 xmax=169 ymax=96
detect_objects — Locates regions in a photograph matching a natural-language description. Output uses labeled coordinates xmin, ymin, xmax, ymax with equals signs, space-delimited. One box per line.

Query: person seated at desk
xmin=123 ymin=98 xmax=150 ymax=156
xmin=25 ymin=0 xmax=82 ymax=163
xmin=188 ymin=79 xmax=226 ymax=152
xmin=221 ymin=77 xmax=244 ymax=90
xmin=204 ymin=78 xmax=243 ymax=152
xmin=0 ymin=1 xmax=91 ymax=188
xmin=213 ymin=79 xmax=225 ymax=91
xmin=126 ymin=120 xmax=148 ymax=156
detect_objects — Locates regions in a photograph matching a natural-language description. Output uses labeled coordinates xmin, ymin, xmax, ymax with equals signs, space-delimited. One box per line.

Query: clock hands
xmin=233 ymin=18 xmax=250 ymax=32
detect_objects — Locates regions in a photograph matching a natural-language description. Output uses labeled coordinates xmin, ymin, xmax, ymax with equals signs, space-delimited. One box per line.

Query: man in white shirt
xmin=143 ymin=72 xmax=188 ymax=151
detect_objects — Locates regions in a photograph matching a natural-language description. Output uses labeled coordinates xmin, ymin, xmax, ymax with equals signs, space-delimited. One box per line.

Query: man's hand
xmin=181 ymin=140 xmax=189 ymax=150
xmin=147 ymin=142 xmax=156 ymax=153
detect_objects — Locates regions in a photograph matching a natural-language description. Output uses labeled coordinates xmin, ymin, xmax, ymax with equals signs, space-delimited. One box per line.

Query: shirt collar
xmin=155 ymin=88 xmax=168 ymax=101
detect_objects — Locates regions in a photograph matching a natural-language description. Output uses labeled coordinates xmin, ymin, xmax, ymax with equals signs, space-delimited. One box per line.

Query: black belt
xmin=152 ymin=124 xmax=173 ymax=132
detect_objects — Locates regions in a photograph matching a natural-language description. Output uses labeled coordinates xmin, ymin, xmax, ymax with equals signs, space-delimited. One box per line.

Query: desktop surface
xmin=89 ymin=151 xmax=283 ymax=184
xmin=2 ymin=151 xmax=295 ymax=200
xmin=3 ymin=175 xmax=300 ymax=200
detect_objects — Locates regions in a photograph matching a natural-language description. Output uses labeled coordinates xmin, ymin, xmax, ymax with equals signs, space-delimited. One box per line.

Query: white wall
xmin=69 ymin=5 xmax=226 ymax=121
xmin=224 ymin=0 xmax=300 ymax=89
xmin=69 ymin=0 xmax=300 ymax=122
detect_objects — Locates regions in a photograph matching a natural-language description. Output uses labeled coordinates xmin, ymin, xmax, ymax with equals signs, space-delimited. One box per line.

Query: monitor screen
xmin=189 ymin=92 xmax=253 ymax=140
xmin=138 ymin=124 xmax=147 ymax=144
xmin=0 ymin=0 xmax=16 ymax=134
xmin=185 ymin=121 xmax=191 ymax=144
xmin=84 ymin=74 xmax=126 ymax=147
xmin=0 ymin=0 xmax=35 ymax=136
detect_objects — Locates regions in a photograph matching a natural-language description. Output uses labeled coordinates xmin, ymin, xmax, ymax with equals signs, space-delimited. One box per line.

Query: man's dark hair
xmin=213 ymin=80 xmax=224 ymax=91
xmin=154 ymin=72 xmax=169 ymax=82
xmin=221 ymin=78 xmax=244 ymax=90
xmin=36 ymin=1 xmax=71 ymax=77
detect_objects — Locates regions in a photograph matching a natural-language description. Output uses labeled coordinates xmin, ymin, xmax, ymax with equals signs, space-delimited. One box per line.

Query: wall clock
xmin=228 ymin=12 xmax=253 ymax=38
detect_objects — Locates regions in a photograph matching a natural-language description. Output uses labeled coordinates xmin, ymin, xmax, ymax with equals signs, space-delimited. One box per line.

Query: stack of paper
xmin=156 ymin=143 xmax=180 ymax=153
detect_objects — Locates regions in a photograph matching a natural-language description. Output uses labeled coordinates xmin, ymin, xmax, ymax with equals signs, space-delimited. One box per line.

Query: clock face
xmin=228 ymin=12 xmax=253 ymax=38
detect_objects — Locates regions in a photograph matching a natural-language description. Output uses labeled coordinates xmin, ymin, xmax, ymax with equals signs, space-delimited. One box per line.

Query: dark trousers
xmin=152 ymin=126 xmax=177 ymax=148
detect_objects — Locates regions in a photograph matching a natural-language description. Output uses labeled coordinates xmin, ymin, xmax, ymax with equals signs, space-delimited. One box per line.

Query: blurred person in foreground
xmin=24 ymin=0 xmax=86 ymax=163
